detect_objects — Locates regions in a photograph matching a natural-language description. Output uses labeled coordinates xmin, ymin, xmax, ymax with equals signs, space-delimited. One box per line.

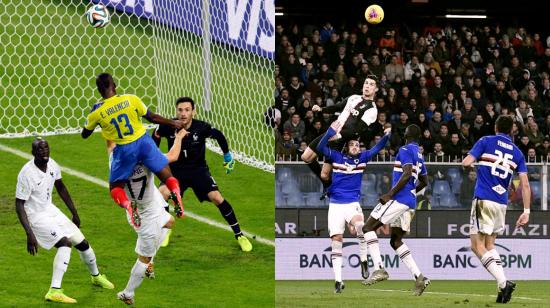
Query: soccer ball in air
xmin=365 ymin=4 xmax=384 ymax=24
xmin=86 ymin=4 xmax=110 ymax=28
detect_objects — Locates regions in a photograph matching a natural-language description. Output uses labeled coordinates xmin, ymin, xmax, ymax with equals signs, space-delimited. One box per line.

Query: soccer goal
xmin=0 ymin=0 xmax=274 ymax=172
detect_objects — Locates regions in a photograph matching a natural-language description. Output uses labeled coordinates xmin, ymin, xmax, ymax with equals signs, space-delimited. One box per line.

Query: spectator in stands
xmin=287 ymin=76 xmax=305 ymax=102
xmin=283 ymin=113 xmax=306 ymax=144
xmin=516 ymin=135 xmax=534 ymax=156
xmin=481 ymin=101 xmax=498 ymax=129
xmin=340 ymin=76 xmax=360 ymax=97
xmin=429 ymin=142 xmax=446 ymax=162
xmin=445 ymin=133 xmax=463 ymax=161
xmin=429 ymin=111 xmax=443 ymax=135
xmin=369 ymin=54 xmax=386 ymax=78
xmin=515 ymin=99 xmax=534 ymax=124
xmin=423 ymin=52 xmax=442 ymax=75
xmin=275 ymin=89 xmax=294 ymax=112
xmin=461 ymin=99 xmax=478 ymax=125
xmin=459 ymin=123 xmax=475 ymax=152
xmin=526 ymin=148 xmax=541 ymax=180
xmin=536 ymin=138 xmax=550 ymax=158
xmin=541 ymin=114 xmax=550 ymax=137
xmin=442 ymin=105 xmax=454 ymax=122
xmin=435 ymin=123 xmax=451 ymax=147
xmin=420 ymin=129 xmax=434 ymax=153
xmin=417 ymin=113 xmax=429 ymax=132
xmin=371 ymin=112 xmax=389 ymax=137
xmin=276 ymin=130 xmax=297 ymax=161
xmin=428 ymin=75 xmax=446 ymax=104
xmin=404 ymin=55 xmax=425 ymax=81
xmin=448 ymin=109 xmax=463 ymax=134
xmin=526 ymin=122 xmax=544 ymax=148
xmin=326 ymin=88 xmax=341 ymax=107
xmin=379 ymin=30 xmax=396 ymax=51
xmin=385 ymin=55 xmax=404 ymax=83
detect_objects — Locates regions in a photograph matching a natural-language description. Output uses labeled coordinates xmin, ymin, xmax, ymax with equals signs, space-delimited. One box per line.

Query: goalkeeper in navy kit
xmin=152 ymin=97 xmax=252 ymax=252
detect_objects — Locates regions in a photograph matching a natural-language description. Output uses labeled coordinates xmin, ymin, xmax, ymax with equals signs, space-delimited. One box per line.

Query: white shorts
xmin=127 ymin=195 xmax=172 ymax=257
xmin=328 ymin=202 xmax=363 ymax=237
xmin=469 ymin=199 xmax=507 ymax=235
xmin=370 ymin=200 xmax=413 ymax=232
xmin=29 ymin=207 xmax=85 ymax=250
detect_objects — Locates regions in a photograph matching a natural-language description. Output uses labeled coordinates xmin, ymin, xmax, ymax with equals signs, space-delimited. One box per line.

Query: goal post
xmin=0 ymin=0 xmax=275 ymax=172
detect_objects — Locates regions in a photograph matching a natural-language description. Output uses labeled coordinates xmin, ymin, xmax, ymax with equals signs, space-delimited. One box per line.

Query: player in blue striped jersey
xmin=317 ymin=121 xmax=390 ymax=293
xmin=462 ymin=115 xmax=531 ymax=304
xmin=362 ymin=124 xmax=431 ymax=296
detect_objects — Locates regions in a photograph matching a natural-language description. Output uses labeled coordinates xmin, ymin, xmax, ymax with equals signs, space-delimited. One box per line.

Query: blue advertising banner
xmin=91 ymin=0 xmax=274 ymax=59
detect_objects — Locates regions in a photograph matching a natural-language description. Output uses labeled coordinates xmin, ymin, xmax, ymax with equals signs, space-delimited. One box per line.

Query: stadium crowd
xmin=271 ymin=21 xmax=550 ymax=163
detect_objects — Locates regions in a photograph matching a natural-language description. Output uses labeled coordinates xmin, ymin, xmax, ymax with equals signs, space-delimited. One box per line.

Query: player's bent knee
xmin=209 ymin=192 xmax=224 ymax=205
xmin=353 ymin=221 xmax=364 ymax=234
xmin=74 ymin=239 xmax=90 ymax=251
xmin=331 ymin=240 xmax=343 ymax=254
xmin=389 ymin=236 xmax=402 ymax=250
xmin=138 ymin=255 xmax=152 ymax=264
xmin=69 ymin=229 xmax=86 ymax=247
xmin=164 ymin=216 xmax=175 ymax=228
xmin=54 ymin=237 xmax=72 ymax=248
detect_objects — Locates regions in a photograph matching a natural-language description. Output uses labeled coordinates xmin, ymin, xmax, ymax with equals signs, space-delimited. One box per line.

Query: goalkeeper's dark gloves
xmin=223 ymin=152 xmax=235 ymax=174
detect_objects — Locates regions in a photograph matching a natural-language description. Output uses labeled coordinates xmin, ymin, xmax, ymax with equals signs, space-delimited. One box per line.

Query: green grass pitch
xmin=0 ymin=134 xmax=274 ymax=307
xmin=276 ymin=280 xmax=550 ymax=307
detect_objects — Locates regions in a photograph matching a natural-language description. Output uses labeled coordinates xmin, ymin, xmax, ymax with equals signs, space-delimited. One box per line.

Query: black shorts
xmin=172 ymin=168 xmax=219 ymax=202
xmin=308 ymin=134 xmax=346 ymax=162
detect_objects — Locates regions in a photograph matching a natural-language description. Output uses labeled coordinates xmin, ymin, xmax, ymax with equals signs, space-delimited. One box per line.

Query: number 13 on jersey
xmin=110 ymin=113 xmax=134 ymax=139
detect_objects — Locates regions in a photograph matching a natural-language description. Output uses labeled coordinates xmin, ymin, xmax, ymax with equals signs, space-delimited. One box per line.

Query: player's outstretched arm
xmin=15 ymin=198 xmax=38 ymax=255
xmin=317 ymin=122 xmax=340 ymax=159
xmin=380 ymin=164 xmax=413 ymax=204
xmin=81 ymin=127 xmax=94 ymax=139
xmin=144 ymin=111 xmax=184 ymax=130
xmin=210 ymin=128 xmax=234 ymax=174
xmin=516 ymin=172 xmax=531 ymax=229
xmin=55 ymin=179 xmax=80 ymax=228
xmin=166 ymin=128 xmax=189 ymax=163
xmin=363 ymin=129 xmax=391 ymax=160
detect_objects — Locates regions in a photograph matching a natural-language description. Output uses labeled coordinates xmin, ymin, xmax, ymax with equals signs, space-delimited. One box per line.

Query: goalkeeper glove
xmin=223 ymin=152 xmax=235 ymax=174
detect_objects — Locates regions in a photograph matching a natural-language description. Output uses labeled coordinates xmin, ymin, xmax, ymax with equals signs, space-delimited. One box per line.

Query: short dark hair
xmin=365 ymin=74 xmax=379 ymax=87
xmin=176 ymin=97 xmax=195 ymax=109
xmin=405 ymin=124 xmax=421 ymax=141
xmin=496 ymin=115 xmax=514 ymax=134
xmin=96 ymin=73 xmax=115 ymax=97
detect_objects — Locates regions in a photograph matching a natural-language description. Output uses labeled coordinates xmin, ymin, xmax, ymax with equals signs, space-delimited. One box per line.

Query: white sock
xmin=79 ymin=247 xmax=99 ymax=276
xmin=331 ymin=241 xmax=343 ymax=282
xmin=489 ymin=249 xmax=506 ymax=289
xmin=365 ymin=231 xmax=383 ymax=269
xmin=395 ymin=244 xmax=421 ymax=278
xmin=124 ymin=259 xmax=148 ymax=296
xmin=481 ymin=251 xmax=506 ymax=289
xmin=51 ymin=247 xmax=71 ymax=289
xmin=354 ymin=222 xmax=368 ymax=262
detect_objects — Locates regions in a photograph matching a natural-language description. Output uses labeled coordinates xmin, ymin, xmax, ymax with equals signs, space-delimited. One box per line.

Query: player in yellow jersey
xmin=81 ymin=73 xmax=185 ymax=226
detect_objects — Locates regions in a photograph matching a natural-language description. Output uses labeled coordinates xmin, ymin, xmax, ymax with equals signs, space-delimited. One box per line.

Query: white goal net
xmin=0 ymin=0 xmax=275 ymax=172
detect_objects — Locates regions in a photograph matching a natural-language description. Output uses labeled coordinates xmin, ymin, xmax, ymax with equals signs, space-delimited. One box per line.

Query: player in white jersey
xmin=15 ymin=138 xmax=114 ymax=304
xmin=361 ymin=124 xmax=431 ymax=296
xmin=111 ymin=128 xmax=187 ymax=305
xmin=462 ymin=115 xmax=530 ymax=304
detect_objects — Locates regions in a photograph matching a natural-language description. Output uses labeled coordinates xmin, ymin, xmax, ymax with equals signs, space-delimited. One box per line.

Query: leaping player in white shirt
xmin=109 ymin=128 xmax=188 ymax=305
xmin=15 ymin=138 xmax=114 ymax=304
